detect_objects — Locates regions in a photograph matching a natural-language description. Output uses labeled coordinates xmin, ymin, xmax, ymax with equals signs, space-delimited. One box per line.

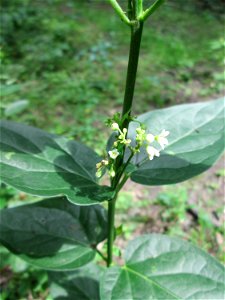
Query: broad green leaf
xmin=4 ymin=100 xmax=29 ymax=117
xmin=0 ymin=197 xmax=107 ymax=270
xmin=0 ymin=121 xmax=113 ymax=205
xmin=100 ymin=234 xmax=225 ymax=300
xmin=129 ymin=98 xmax=225 ymax=185
xmin=49 ymin=263 xmax=104 ymax=300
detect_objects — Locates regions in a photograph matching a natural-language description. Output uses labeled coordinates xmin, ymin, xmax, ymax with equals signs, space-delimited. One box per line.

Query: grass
xmin=1 ymin=0 xmax=224 ymax=151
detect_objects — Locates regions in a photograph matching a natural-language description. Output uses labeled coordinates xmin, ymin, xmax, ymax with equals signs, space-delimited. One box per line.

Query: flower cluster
xmin=143 ymin=128 xmax=169 ymax=160
xmin=96 ymin=118 xmax=169 ymax=178
xmin=129 ymin=125 xmax=169 ymax=160
xmin=111 ymin=123 xmax=131 ymax=147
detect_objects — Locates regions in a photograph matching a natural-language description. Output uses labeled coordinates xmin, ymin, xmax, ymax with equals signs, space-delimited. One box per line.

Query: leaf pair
xmin=49 ymin=235 xmax=225 ymax=300
xmin=1 ymin=98 xmax=224 ymax=206
xmin=0 ymin=197 xmax=224 ymax=299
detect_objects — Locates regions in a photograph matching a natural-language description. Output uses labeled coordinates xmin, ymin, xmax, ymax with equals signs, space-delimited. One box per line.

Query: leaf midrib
xmin=1 ymin=160 xmax=97 ymax=184
xmin=123 ymin=266 xmax=182 ymax=300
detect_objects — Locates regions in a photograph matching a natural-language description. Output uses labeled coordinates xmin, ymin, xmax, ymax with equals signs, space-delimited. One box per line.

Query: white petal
xmin=108 ymin=149 xmax=119 ymax=159
xmin=161 ymin=129 xmax=170 ymax=137
xmin=146 ymin=133 xmax=155 ymax=143
xmin=154 ymin=149 xmax=160 ymax=157
xmin=146 ymin=146 xmax=154 ymax=155
xmin=158 ymin=137 xmax=168 ymax=149
xmin=146 ymin=146 xmax=160 ymax=160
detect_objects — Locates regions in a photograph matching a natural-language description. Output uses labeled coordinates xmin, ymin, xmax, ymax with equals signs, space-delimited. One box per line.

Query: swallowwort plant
xmin=0 ymin=1 xmax=224 ymax=299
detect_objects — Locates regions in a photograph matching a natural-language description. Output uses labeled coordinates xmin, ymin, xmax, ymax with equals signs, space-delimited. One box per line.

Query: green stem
xmin=106 ymin=4 xmax=144 ymax=269
xmin=107 ymin=197 xmax=116 ymax=267
xmin=137 ymin=0 xmax=143 ymax=17
xmin=116 ymin=151 xmax=134 ymax=186
xmin=139 ymin=0 xmax=165 ymax=21
xmin=116 ymin=173 xmax=130 ymax=193
xmin=96 ymin=249 xmax=107 ymax=262
xmin=128 ymin=0 xmax=133 ymax=19
xmin=109 ymin=0 xmax=131 ymax=25
xmin=121 ymin=21 xmax=144 ymax=129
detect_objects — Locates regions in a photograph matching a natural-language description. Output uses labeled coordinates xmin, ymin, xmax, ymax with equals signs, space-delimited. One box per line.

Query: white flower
xmin=111 ymin=123 xmax=120 ymax=131
xmin=146 ymin=133 xmax=155 ymax=143
xmin=156 ymin=129 xmax=169 ymax=150
xmin=146 ymin=146 xmax=160 ymax=160
xmin=108 ymin=149 xmax=120 ymax=159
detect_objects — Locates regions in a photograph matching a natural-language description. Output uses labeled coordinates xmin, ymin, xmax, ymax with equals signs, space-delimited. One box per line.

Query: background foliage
xmin=0 ymin=0 xmax=224 ymax=299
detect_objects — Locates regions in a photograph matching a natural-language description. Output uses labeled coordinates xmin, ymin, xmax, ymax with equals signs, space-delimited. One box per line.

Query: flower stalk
xmin=106 ymin=0 xmax=167 ymax=268
xmin=107 ymin=17 xmax=144 ymax=267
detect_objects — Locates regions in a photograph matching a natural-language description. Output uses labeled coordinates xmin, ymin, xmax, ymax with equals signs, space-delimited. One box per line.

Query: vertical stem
xmin=107 ymin=197 xmax=116 ymax=267
xmin=106 ymin=21 xmax=143 ymax=268
xmin=128 ymin=0 xmax=133 ymax=19
xmin=121 ymin=21 xmax=144 ymax=129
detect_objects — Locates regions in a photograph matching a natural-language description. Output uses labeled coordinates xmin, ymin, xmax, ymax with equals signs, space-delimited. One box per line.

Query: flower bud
xmin=123 ymin=128 xmax=127 ymax=134
xmin=109 ymin=166 xmax=116 ymax=178
xmin=111 ymin=123 xmax=120 ymax=131
xmin=96 ymin=162 xmax=102 ymax=169
xmin=96 ymin=169 xmax=102 ymax=178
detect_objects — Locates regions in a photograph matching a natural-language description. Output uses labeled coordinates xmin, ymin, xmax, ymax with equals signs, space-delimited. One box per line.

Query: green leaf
xmin=129 ymin=98 xmax=225 ymax=185
xmin=100 ymin=234 xmax=225 ymax=300
xmin=0 ymin=121 xmax=113 ymax=205
xmin=4 ymin=100 xmax=29 ymax=117
xmin=49 ymin=263 xmax=104 ymax=300
xmin=0 ymin=197 xmax=107 ymax=270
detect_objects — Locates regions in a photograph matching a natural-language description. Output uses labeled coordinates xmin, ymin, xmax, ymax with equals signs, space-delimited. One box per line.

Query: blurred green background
xmin=0 ymin=0 xmax=224 ymax=299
